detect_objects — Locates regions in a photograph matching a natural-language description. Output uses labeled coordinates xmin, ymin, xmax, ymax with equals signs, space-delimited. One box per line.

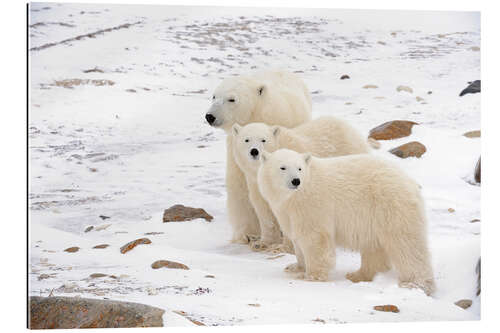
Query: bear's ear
xmin=232 ymin=124 xmax=241 ymax=136
xmin=258 ymin=85 xmax=265 ymax=96
xmin=261 ymin=151 xmax=269 ymax=163
xmin=304 ymin=153 xmax=312 ymax=165
xmin=272 ymin=126 xmax=280 ymax=137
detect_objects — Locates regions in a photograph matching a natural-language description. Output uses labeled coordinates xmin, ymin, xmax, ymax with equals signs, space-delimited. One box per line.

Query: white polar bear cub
xmin=205 ymin=70 xmax=312 ymax=244
xmin=257 ymin=149 xmax=435 ymax=296
xmin=232 ymin=116 xmax=370 ymax=251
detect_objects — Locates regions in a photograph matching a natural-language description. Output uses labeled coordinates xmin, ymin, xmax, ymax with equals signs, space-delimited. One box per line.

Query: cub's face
xmin=232 ymin=123 xmax=279 ymax=178
xmin=205 ymin=78 xmax=265 ymax=132
xmin=259 ymin=149 xmax=311 ymax=202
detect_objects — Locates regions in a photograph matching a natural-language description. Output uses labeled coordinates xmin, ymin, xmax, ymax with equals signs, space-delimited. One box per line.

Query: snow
xmin=28 ymin=2 xmax=480 ymax=326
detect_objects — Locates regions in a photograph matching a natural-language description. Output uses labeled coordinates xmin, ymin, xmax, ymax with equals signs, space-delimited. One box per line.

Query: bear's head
xmin=258 ymin=149 xmax=311 ymax=205
xmin=205 ymin=76 xmax=266 ymax=132
xmin=231 ymin=123 xmax=280 ymax=179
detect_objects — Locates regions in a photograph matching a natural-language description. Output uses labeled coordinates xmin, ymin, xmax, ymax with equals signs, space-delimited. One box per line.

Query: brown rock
xmin=89 ymin=273 xmax=107 ymax=278
xmin=151 ymin=260 xmax=189 ymax=270
xmin=93 ymin=244 xmax=109 ymax=249
xmin=64 ymin=247 xmax=80 ymax=253
xmin=397 ymin=85 xmax=413 ymax=93
xmin=463 ymin=130 xmax=480 ymax=138
xmin=120 ymin=238 xmax=151 ymax=254
xmin=144 ymin=232 xmax=164 ymax=236
xmin=475 ymin=157 xmax=481 ymax=183
xmin=470 ymin=219 xmax=480 ymax=223
xmin=373 ymin=305 xmax=400 ymax=313
xmin=340 ymin=74 xmax=350 ymax=80
xmin=29 ymin=296 xmax=164 ymax=329
xmin=248 ymin=303 xmax=261 ymax=307
xmin=448 ymin=208 xmax=456 ymax=213
xmin=204 ymin=275 xmax=215 ymax=278
xmin=163 ymin=204 xmax=213 ymax=222
xmin=389 ymin=141 xmax=427 ymax=158
xmin=455 ymin=299 xmax=472 ymax=309
xmin=363 ymin=84 xmax=378 ymax=89
xmin=369 ymin=120 xmax=418 ymax=140
xmin=84 ymin=226 xmax=94 ymax=232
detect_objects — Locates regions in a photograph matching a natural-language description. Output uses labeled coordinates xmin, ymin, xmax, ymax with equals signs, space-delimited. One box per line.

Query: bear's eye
xmin=280 ymin=167 xmax=286 ymax=171
xmin=228 ymin=98 xmax=235 ymax=102
xmin=261 ymin=139 xmax=266 ymax=143
xmin=212 ymin=95 xmax=215 ymax=100
xmin=298 ymin=168 xmax=302 ymax=171
xmin=245 ymin=139 xmax=249 ymax=143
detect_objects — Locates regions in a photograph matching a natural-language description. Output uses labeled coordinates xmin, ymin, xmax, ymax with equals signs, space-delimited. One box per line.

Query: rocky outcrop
xmin=29 ymin=296 xmax=165 ymax=329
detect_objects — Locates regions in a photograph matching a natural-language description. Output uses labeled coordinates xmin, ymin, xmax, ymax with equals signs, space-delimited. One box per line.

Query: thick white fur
xmin=257 ymin=149 xmax=435 ymax=295
xmin=232 ymin=117 xmax=370 ymax=251
xmin=206 ymin=70 xmax=312 ymax=243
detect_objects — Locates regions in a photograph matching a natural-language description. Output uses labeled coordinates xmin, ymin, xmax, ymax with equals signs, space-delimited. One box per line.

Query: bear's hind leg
xmin=346 ymin=247 xmax=391 ymax=283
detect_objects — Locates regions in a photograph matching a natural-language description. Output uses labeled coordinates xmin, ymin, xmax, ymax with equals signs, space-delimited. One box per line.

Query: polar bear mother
xmin=205 ymin=70 xmax=312 ymax=243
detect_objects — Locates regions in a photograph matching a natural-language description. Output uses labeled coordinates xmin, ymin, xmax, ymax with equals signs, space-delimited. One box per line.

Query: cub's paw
xmin=284 ymin=263 xmax=305 ymax=273
xmin=269 ymin=243 xmax=293 ymax=254
xmin=250 ymin=240 xmax=269 ymax=252
xmin=346 ymin=271 xmax=373 ymax=283
xmin=304 ymin=272 xmax=328 ymax=282
xmin=399 ymin=280 xmax=435 ymax=296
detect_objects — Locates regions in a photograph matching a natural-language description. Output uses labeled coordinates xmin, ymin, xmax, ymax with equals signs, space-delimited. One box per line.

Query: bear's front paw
xmin=346 ymin=270 xmax=373 ymax=283
xmin=268 ymin=243 xmax=294 ymax=254
xmin=284 ymin=263 xmax=305 ymax=273
xmin=250 ymin=240 xmax=269 ymax=252
xmin=304 ymin=272 xmax=328 ymax=282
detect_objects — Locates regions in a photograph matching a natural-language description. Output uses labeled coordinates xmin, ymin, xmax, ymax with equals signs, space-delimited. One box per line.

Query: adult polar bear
xmin=258 ymin=149 xmax=435 ymax=296
xmin=205 ymin=70 xmax=312 ymax=243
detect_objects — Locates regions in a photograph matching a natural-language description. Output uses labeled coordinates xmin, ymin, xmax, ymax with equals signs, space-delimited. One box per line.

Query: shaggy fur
xmin=257 ymin=149 xmax=435 ymax=296
xmin=205 ymin=70 xmax=312 ymax=243
xmin=232 ymin=117 xmax=370 ymax=251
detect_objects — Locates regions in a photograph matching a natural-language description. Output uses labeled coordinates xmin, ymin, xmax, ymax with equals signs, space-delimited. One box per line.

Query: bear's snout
xmin=205 ymin=113 xmax=216 ymax=125
xmin=250 ymin=148 xmax=259 ymax=158
xmin=291 ymin=178 xmax=301 ymax=187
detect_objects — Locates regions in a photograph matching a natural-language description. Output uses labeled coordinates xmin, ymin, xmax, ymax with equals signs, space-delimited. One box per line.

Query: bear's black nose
xmin=205 ymin=113 xmax=216 ymax=125
xmin=250 ymin=148 xmax=259 ymax=157
xmin=291 ymin=178 xmax=300 ymax=187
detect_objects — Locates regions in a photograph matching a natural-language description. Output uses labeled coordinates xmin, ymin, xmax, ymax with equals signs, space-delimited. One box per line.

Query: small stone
xmin=64 ymin=247 xmax=80 ymax=253
xmin=463 ymin=130 xmax=480 ymax=138
xmin=470 ymin=219 xmax=480 ymax=223
xmin=345 ymin=102 xmax=353 ymax=105
xmin=448 ymin=208 xmax=456 ymax=213
xmin=377 ymin=41 xmax=386 ymax=45
xmin=312 ymin=318 xmax=326 ymax=323
xmin=455 ymin=299 xmax=472 ymax=309
xmin=469 ymin=46 xmax=480 ymax=51
xmin=373 ymin=96 xmax=385 ymax=100
xmin=427 ymin=91 xmax=432 ymax=94
xmin=84 ymin=226 xmax=94 ymax=233
xmin=397 ymin=85 xmax=413 ymax=93
xmin=389 ymin=141 xmax=427 ymax=158
xmin=144 ymin=232 xmax=164 ymax=236
xmin=204 ymin=275 xmax=215 ymax=278
xmin=340 ymin=74 xmax=350 ymax=80
xmin=416 ymin=96 xmax=425 ymax=102
xmin=248 ymin=303 xmax=261 ymax=307
xmin=460 ymin=80 xmax=481 ymax=97
xmin=126 ymin=89 xmax=137 ymax=93
xmin=373 ymin=305 xmax=400 ymax=313
xmin=99 ymin=215 xmax=111 ymax=220
xmin=93 ymin=244 xmax=109 ymax=249
xmin=90 ymin=273 xmax=107 ymax=279
xmin=120 ymin=238 xmax=152 ymax=254
xmin=363 ymin=84 xmax=378 ymax=89
xmin=38 ymin=274 xmax=52 ymax=281
xmin=163 ymin=204 xmax=213 ymax=222
xmin=151 ymin=260 xmax=189 ymax=270
xmin=369 ymin=120 xmax=418 ymax=140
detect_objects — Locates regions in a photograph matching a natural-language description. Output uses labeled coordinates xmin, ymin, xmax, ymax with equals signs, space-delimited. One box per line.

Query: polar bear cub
xmin=257 ymin=149 xmax=435 ymax=296
xmin=205 ymin=70 xmax=312 ymax=244
xmin=232 ymin=116 xmax=370 ymax=251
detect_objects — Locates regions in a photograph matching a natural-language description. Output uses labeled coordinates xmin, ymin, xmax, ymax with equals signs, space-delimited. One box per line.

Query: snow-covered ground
xmin=28 ymin=2 xmax=480 ymax=326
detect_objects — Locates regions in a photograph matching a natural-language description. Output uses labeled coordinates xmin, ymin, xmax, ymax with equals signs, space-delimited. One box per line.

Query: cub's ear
xmin=304 ymin=153 xmax=312 ymax=165
xmin=272 ymin=126 xmax=280 ymax=137
xmin=258 ymin=85 xmax=266 ymax=96
xmin=232 ymin=124 xmax=241 ymax=136
xmin=261 ymin=151 xmax=269 ymax=163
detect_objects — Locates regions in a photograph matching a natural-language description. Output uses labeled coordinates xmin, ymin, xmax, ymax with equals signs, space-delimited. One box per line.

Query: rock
xmin=448 ymin=208 xmax=456 ymax=213
xmin=470 ymin=219 xmax=480 ymax=223
xmin=99 ymin=215 xmax=111 ymax=220
xmin=459 ymin=80 xmax=481 ymax=97
xmin=368 ymin=120 xmax=418 ymax=140
xmin=463 ymin=130 xmax=480 ymax=138
xmin=84 ymin=226 xmax=94 ymax=233
xmin=396 ymin=85 xmax=413 ymax=93
xmin=120 ymin=238 xmax=152 ymax=254
xmin=373 ymin=305 xmax=400 ymax=313
xmin=163 ymin=204 xmax=213 ymax=222
xmin=93 ymin=244 xmax=109 ymax=249
xmin=204 ymin=275 xmax=215 ymax=278
xmin=389 ymin=141 xmax=427 ymax=158
xmin=144 ymin=232 xmax=164 ymax=236
xmin=151 ymin=260 xmax=189 ymax=270
xmin=340 ymin=74 xmax=350 ymax=80
xmin=64 ymin=247 xmax=80 ymax=253
xmin=248 ymin=303 xmax=261 ymax=307
xmin=469 ymin=46 xmax=480 ymax=51
xmin=89 ymin=273 xmax=107 ymax=279
xmin=476 ymin=258 xmax=481 ymax=296
xmin=475 ymin=157 xmax=481 ymax=183
xmin=363 ymin=84 xmax=378 ymax=89
xmin=29 ymin=296 xmax=164 ymax=329
xmin=312 ymin=318 xmax=326 ymax=323
xmin=126 ymin=89 xmax=137 ymax=93
xmin=427 ymin=91 xmax=433 ymax=94
xmin=454 ymin=299 xmax=472 ymax=309
xmin=377 ymin=41 xmax=386 ymax=45
xmin=416 ymin=96 xmax=425 ymax=102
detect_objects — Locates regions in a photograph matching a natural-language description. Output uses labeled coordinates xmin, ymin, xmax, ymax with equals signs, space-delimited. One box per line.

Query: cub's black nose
xmin=291 ymin=178 xmax=300 ymax=187
xmin=205 ymin=113 xmax=216 ymax=125
xmin=250 ymin=148 xmax=259 ymax=157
